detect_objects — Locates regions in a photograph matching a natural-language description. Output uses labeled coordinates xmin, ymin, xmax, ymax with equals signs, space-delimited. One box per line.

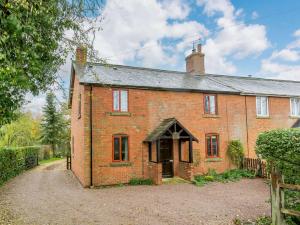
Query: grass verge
xmin=39 ymin=157 xmax=63 ymax=165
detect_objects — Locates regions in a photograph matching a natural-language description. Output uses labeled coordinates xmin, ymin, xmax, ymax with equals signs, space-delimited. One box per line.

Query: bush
xmin=256 ymin=128 xmax=300 ymax=224
xmin=128 ymin=178 xmax=153 ymax=185
xmin=227 ymin=140 xmax=244 ymax=168
xmin=194 ymin=169 xmax=255 ymax=186
xmin=0 ymin=146 xmax=40 ymax=185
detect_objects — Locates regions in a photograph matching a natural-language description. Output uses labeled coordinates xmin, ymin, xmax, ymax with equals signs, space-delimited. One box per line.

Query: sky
xmin=23 ymin=0 xmax=300 ymax=115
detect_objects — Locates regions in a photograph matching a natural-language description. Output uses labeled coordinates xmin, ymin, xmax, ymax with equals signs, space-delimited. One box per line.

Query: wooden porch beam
xmin=189 ymin=137 xmax=193 ymax=163
xmin=156 ymin=139 xmax=160 ymax=163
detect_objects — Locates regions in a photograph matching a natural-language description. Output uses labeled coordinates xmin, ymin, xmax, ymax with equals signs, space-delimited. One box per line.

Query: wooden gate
xmin=271 ymin=168 xmax=300 ymax=225
xmin=243 ymin=157 xmax=268 ymax=178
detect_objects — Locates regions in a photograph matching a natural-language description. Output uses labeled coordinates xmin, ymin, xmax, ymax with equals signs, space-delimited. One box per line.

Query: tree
xmin=0 ymin=0 xmax=104 ymax=126
xmin=0 ymin=113 xmax=40 ymax=147
xmin=57 ymin=101 xmax=71 ymax=156
xmin=40 ymin=92 xmax=61 ymax=156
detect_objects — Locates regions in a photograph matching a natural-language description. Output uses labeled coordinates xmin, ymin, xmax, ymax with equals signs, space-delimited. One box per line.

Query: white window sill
xmin=107 ymin=112 xmax=131 ymax=116
xmin=256 ymin=115 xmax=270 ymax=119
xmin=289 ymin=115 xmax=300 ymax=119
xmin=202 ymin=114 xmax=220 ymax=118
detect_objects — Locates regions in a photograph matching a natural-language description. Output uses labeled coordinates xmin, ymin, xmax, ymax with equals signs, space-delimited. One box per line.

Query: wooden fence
xmin=271 ymin=169 xmax=300 ymax=225
xmin=243 ymin=157 xmax=268 ymax=178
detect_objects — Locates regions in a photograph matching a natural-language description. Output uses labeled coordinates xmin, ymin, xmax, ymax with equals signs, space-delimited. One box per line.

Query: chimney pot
xmin=76 ymin=45 xmax=87 ymax=66
xmin=197 ymin=44 xmax=202 ymax=53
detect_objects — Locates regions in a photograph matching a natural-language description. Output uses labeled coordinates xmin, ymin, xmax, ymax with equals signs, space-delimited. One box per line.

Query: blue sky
xmin=23 ymin=0 xmax=300 ymax=114
xmin=89 ymin=0 xmax=300 ymax=79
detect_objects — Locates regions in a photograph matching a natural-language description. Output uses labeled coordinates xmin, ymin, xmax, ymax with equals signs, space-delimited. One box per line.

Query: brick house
xmin=69 ymin=45 xmax=300 ymax=187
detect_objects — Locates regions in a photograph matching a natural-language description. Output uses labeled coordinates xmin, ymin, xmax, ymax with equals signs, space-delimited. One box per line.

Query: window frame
xmin=203 ymin=94 xmax=218 ymax=115
xmin=290 ymin=97 xmax=300 ymax=117
xmin=78 ymin=93 xmax=81 ymax=119
xmin=256 ymin=96 xmax=269 ymax=117
xmin=112 ymin=89 xmax=129 ymax=112
xmin=205 ymin=133 xmax=220 ymax=158
xmin=112 ymin=134 xmax=129 ymax=162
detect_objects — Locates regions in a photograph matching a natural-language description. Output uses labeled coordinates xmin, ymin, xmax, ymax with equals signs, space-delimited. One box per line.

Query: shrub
xmin=256 ymin=128 xmax=300 ymax=224
xmin=204 ymin=175 xmax=214 ymax=181
xmin=194 ymin=169 xmax=255 ymax=186
xmin=227 ymin=140 xmax=244 ymax=168
xmin=128 ymin=178 xmax=153 ymax=185
xmin=0 ymin=146 xmax=40 ymax=185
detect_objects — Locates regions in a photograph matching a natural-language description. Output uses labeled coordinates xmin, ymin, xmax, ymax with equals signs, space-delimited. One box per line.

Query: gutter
xmin=90 ymin=86 xmax=93 ymax=187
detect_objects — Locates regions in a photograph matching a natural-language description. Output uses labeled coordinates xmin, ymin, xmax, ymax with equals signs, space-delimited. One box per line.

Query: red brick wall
xmin=178 ymin=161 xmax=194 ymax=181
xmin=70 ymin=74 xmax=87 ymax=186
xmin=148 ymin=162 xmax=162 ymax=185
xmin=71 ymin=84 xmax=298 ymax=186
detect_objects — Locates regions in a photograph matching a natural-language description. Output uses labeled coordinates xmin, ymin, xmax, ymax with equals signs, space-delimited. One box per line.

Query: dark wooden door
xmin=160 ymin=139 xmax=173 ymax=178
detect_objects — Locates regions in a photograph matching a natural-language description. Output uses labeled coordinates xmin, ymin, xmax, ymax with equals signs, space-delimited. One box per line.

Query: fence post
xmin=37 ymin=153 xmax=39 ymax=166
xmin=271 ymin=167 xmax=285 ymax=225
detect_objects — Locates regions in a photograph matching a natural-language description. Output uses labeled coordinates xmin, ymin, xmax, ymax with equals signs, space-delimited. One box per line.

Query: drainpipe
xmin=90 ymin=86 xmax=94 ymax=187
xmin=244 ymin=96 xmax=250 ymax=158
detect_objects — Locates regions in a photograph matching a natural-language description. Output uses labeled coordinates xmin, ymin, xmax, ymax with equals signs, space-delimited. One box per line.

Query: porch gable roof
xmin=144 ymin=118 xmax=198 ymax=142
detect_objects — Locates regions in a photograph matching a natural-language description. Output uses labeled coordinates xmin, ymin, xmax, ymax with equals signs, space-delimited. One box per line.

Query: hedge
xmin=0 ymin=146 xmax=40 ymax=186
xmin=256 ymin=128 xmax=300 ymax=224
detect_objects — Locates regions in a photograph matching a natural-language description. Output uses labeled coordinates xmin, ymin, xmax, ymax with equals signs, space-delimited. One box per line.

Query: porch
xmin=144 ymin=118 xmax=198 ymax=185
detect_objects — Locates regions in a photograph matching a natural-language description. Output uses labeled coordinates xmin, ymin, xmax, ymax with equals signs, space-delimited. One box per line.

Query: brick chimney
xmin=185 ymin=44 xmax=205 ymax=75
xmin=76 ymin=45 xmax=87 ymax=66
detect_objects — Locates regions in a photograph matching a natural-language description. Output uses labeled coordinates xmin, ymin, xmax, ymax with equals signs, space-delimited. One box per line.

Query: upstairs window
xmin=113 ymin=89 xmax=128 ymax=112
xmin=113 ymin=135 xmax=129 ymax=162
xmin=290 ymin=98 xmax=300 ymax=117
xmin=206 ymin=134 xmax=219 ymax=158
xmin=256 ymin=96 xmax=269 ymax=117
xmin=204 ymin=94 xmax=217 ymax=114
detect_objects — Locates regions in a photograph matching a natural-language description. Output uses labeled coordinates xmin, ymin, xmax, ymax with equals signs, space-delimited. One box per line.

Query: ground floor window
xmin=113 ymin=135 xmax=129 ymax=161
xmin=206 ymin=134 xmax=219 ymax=158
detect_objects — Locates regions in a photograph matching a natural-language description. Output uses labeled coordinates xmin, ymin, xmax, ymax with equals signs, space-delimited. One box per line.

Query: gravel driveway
xmin=0 ymin=160 xmax=270 ymax=225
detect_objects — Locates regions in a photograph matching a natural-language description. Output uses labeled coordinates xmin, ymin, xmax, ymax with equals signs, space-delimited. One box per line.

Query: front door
xmin=160 ymin=139 xmax=173 ymax=178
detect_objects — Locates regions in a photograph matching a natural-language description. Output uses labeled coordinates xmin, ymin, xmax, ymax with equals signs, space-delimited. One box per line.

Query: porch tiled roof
xmin=144 ymin=118 xmax=198 ymax=142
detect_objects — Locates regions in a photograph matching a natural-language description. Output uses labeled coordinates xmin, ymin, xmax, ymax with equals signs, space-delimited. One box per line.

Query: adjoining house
xmin=69 ymin=44 xmax=300 ymax=187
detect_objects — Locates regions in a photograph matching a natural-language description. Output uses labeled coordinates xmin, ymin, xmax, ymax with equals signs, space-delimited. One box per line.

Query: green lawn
xmin=39 ymin=157 xmax=63 ymax=165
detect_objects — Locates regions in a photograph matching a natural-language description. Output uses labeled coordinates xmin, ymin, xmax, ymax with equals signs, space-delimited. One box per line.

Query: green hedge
xmin=0 ymin=146 xmax=40 ymax=186
xmin=256 ymin=128 xmax=300 ymax=225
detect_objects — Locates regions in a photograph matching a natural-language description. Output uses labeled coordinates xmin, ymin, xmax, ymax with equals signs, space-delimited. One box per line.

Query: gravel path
xmin=0 ymin=160 xmax=270 ymax=225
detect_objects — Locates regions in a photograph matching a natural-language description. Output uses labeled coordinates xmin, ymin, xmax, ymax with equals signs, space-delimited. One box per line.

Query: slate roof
xmin=73 ymin=62 xmax=300 ymax=97
xmin=144 ymin=118 xmax=198 ymax=142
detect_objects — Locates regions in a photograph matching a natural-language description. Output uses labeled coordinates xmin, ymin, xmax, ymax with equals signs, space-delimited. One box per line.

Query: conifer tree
xmin=40 ymin=92 xmax=61 ymax=156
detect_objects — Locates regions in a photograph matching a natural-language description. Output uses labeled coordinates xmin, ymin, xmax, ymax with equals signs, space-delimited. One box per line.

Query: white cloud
xmin=197 ymin=0 xmax=269 ymax=74
xmin=260 ymin=28 xmax=300 ymax=81
xmin=22 ymin=94 xmax=46 ymax=117
xmin=161 ymin=0 xmax=190 ymax=20
xmin=251 ymin=11 xmax=259 ymax=20
xmin=261 ymin=60 xmax=300 ymax=81
xmin=294 ymin=29 xmax=300 ymax=37
xmin=95 ymin=0 xmax=209 ymax=68
xmin=270 ymin=49 xmax=300 ymax=62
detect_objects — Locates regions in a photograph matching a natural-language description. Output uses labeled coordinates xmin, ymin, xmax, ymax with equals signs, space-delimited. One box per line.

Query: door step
xmin=162 ymin=176 xmax=191 ymax=184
